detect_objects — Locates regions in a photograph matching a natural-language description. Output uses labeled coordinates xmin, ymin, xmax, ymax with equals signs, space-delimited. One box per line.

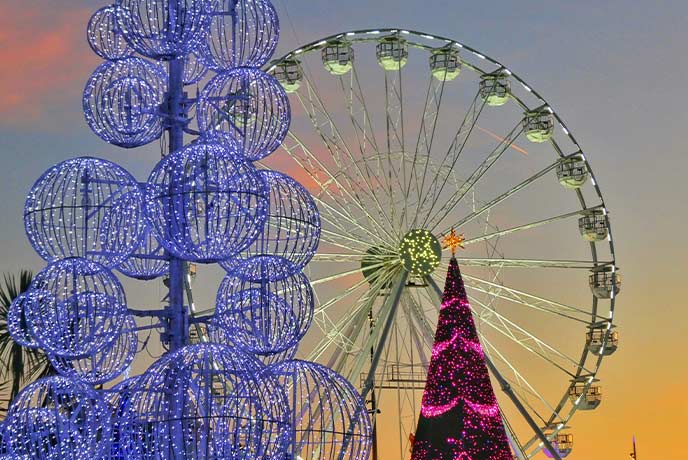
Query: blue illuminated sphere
xmin=117 ymin=223 xmax=169 ymax=280
xmin=202 ymin=0 xmax=279 ymax=70
xmin=84 ymin=57 xmax=167 ymax=148
xmin=7 ymin=291 xmax=42 ymax=349
xmin=87 ymin=5 xmax=133 ymax=60
xmin=118 ymin=343 xmax=290 ymax=460
xmin=49 ymin=314 xmax=137 ymax=385
xmin=27 ymin=258 xmax=128 ymax=358
xmin=223 ymin=170 xmax=320 ymax=273
xmin=24 ymin=157 xmax=145 ymax=268
xmin=198 ymin=67 xmax=290 ymax=160
xmin=116 ymin=0 xmax=213 ymax=60
xmin=207 ymin=323 xmax=299 ymax=366
xmin=183 ymin=49 xmax=208 ymax=85
xmin=215 ymin=256 xmax=314 ymax=353
xmin=145 ymin=141 xmax=269 ymax=263
xmin=104 ymin=376 xmax=141 ymax=460
xmin=269 ymin=360 xmax=373 ymax=460
xmin=3 ymin=376 xmax=110 ymax=460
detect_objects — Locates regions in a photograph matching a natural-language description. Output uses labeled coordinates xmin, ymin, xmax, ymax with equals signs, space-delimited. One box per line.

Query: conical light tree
xmin=411 ymin=256 xmax=512 ymax=460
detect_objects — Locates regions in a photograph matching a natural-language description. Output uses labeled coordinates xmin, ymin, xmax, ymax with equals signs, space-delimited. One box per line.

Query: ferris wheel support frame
xmin=425 ymin=276 xmax=563 ymax=460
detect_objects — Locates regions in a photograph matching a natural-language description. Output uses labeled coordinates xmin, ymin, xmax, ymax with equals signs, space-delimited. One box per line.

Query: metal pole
xmin=337 ymin=270 xmax=408 ymax=460
xmin=360 ymin=271 xmax=408 ymax=402
xmin=368 ymin=309 xmax=379 ymax=460
xmin=166 ymin=57 xmax=188 ymax=353
xmin=425 ymin=275 xmax=563 ymax=460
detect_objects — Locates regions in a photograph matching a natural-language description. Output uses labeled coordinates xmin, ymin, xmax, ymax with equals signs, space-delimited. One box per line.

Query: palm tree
xmin=0 ymin=270 xmax=52 ymax=409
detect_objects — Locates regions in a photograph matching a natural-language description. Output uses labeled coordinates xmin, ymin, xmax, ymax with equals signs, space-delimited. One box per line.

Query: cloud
xmin=0 ymin=5 xmax=97 ymax=125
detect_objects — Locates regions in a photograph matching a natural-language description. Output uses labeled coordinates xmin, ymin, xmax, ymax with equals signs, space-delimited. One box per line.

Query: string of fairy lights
xmin=1 ymin=1 xmax=372 ymax=459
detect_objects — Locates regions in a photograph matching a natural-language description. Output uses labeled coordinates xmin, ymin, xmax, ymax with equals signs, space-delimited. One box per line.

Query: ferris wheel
xmin=264 ymin=29 xmax=621 ymax=459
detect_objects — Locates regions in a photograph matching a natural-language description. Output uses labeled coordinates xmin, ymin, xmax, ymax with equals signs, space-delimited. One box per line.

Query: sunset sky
xmin=1 ymin=0 xmax=687 ymax=459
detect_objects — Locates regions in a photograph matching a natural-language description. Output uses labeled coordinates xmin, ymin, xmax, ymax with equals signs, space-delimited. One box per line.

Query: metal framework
xmin=198 ymin=66 xmax=291 ymax=160
xmin=4 ymin=3 xmax=374 ymax=460
xmin=214 ymin=257 xmax=314 ymax=353
xmin=267 ymin=28 xmax=620 ymax=459
xmin=83 ymin=57 xmax=168 ymax=148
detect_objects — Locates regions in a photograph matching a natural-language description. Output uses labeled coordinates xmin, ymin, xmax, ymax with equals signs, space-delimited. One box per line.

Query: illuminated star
xmin=441 ymin=228 xmax=465 ymax=256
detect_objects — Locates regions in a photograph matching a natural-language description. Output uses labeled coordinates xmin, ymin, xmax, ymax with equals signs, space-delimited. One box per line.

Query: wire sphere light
xmin=3 ymin=376 xmax=111 ymax=460
xmin=145 ymin=141 xmax=269 ymax=263
xmin=184 ymin=49 xmax=209 ymax=85
xmin=49 ymin=314 xmax=137 ymax=385
xmin=203 ymin=0 xmax=279 ymax=70
xmin=24 ymin=157 xmax=145 ymax=267
xmin=105 ymin=376 xmax=141 ymax=460
xmin=243 ymin=170 xmax=321 ymax=271
xmin=7 ymin=291 xmax=43 ymax=349
xmin=198 ymin=67 xmax=290 ymax=161
xmin=206 ymin=322 xmax=299 ymax=366
xmin=27 ymin=258 xmax=128 ymax=358
xmin=118 ymin=343 xmax=290 ymax=460
xmin=117 ymin=223 xmax=169 ymax=280
xmin=215 ymin=257 xmax=314 ymax=353
xmin=269 ymin=359 xmax=373 ymax=460
xmin=87 ymin=5 xmax=133 ymax=60
xmin=116 ymin=0 xmax=213 ymax=60
xmin=84 ymin=57 xmax=167 ymax=148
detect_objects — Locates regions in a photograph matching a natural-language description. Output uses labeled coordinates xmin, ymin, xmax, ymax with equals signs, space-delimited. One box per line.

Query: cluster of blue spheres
xmin=2 ymin=1 xmax=373 ymax=460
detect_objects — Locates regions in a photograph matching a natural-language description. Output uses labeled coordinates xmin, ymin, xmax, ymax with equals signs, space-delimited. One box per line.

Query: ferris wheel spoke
xmin=308 ymin=266 xmax=398 ymax=363
xmin=308 ymin=292 xmax=374 ymax=366
xmin=309 ymin=261 xmax=385 ymax=287
xmin=405 ymin=289 xmax=438 ymax=349
xmin=328 ymin=267 xmax=404 ymax=376
xmin=335 ymin=65 xmax=401 ymax=234
xmin=411 ymin=89 xmax=486 ymax=229
xmin=500 ymin=412 xmax=528 ymax=460
xmin=424 ymin=121 xmax=526 ymax=230
xmin=344 ymin=63 xmax=381 ymax=153
xmin=384 ymin=66 xmax=406 ymax=156
xmin=342 ymin=269 xmax=407 ymax=383
xmin=481 ymin=335 xmax=560 ymax=427
xmin=293 ymin=77 xmax=396 ymax=235
xmin=435 ymin=156 xmax=564 ymax=235
xmin=311 ymin=253 xmax=368 ymax=262
xmin=313 ymin=276 xmax=370 ymax=316
xmin=319 ymin=225 xmax=387 ymax=253
xmin=317 ymin=229 xmax=368 ymax=252
xmin=400 ymin=294 xmax=432 ymax=368
xmin=282 ymin=132 xmax=395 ymax=244
xmin=401 ymin=75 xmax=447 ymax=231
xmin=455 ymin=258 xmax=609 ymax=270
xmin=471 ymin=296 xmax=591 ymax=377
xmin=382 ymin=66 xmax=409 ymax=231
xmin=462 ymin=206 xmax=602 ymax=247
xmin=462 ymin=274 xmax=591 ymax=323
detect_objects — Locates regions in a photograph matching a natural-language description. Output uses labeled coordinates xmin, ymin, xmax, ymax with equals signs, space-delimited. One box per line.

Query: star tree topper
xmin=442 ymin=228 xmax=465 ymax=256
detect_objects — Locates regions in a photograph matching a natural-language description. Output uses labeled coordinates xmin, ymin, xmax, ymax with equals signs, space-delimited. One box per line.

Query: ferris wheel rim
xmin=268 ymin=27 xmax=619 ymax=459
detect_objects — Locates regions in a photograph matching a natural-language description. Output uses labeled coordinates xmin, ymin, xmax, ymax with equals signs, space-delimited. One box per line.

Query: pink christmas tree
xmin=411 ymin=256 xmax=512 ymax=460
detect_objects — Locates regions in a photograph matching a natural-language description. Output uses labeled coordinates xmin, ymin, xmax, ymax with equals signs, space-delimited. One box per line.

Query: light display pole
xmin=2 ymin=1 xmax=373 ymax=459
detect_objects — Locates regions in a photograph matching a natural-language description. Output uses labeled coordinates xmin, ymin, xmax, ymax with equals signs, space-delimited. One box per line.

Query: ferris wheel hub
xmin=398 ymin=229 xmax=442 ymax=276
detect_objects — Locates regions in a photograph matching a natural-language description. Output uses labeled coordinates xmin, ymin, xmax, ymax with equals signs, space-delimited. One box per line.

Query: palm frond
xmin=0 ymin=270 xmax=53 ymax=404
